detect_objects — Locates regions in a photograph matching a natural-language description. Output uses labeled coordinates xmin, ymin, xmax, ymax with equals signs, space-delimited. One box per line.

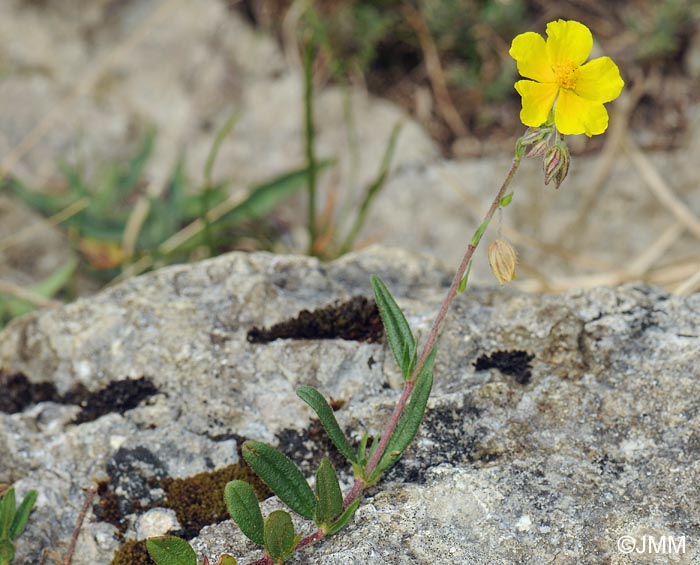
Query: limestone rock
xmin=0 ymin=248 xmax=698 ymax=564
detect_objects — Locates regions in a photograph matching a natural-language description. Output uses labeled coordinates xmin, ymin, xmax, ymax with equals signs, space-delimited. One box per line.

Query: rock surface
xmin=1 ymin=248 xmax=698 ymax=564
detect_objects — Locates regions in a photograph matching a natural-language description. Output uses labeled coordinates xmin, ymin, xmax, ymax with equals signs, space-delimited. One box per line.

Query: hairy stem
xmin=364 ymin=155 xmax=521 ymax=477
xmin=246 ymin=156 xmax=522 ymax=565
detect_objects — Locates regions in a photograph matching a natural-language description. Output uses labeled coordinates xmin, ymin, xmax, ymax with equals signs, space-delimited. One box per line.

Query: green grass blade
xmin=296 ymin=386 xmax=357 ymax=464
xmin=204 ymin=112 xmax=238 ymax=187
xmin=224 ymin=480 xmax=264 ymax=546
xmin=370 ymin=275 xmax=416 ymax=380
xmin=146 ymin=536 xmax=197 ymax=565
xmin=213 ymin=162 xmax=332 ymax=230
xmin=6 ymin=258 xmax=77 ymax=318
xmin=242 ymin=441 xmax=316 ymax=520
xmin=9 ymin=490 xmax=37 ymax=540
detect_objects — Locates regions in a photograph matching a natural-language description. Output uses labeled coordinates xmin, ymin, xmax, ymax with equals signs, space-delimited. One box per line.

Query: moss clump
xmin=110 ymin=539 xmax=153 ymax=565
xmin=160 ymin=463 xmax=271 ymax=538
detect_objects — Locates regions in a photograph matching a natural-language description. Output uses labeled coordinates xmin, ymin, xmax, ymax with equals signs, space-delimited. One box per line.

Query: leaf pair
xmin=0 ymin=487 xmax=38 ymax=565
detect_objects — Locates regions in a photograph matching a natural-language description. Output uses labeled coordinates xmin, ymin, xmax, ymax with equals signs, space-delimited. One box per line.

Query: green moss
xmin=160 ymin=463 xmax=271 ymax=538
xmin=110 ymin=539 xmax=153 ymax=565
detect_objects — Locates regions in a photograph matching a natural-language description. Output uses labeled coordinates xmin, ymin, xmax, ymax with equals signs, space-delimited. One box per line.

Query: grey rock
xmin=1 ymin=248 xmax=698 ymax=564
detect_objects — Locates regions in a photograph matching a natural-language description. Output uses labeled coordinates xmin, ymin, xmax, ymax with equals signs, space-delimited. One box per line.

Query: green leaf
xmin=224 ymin=480 xmax=264 ymax=546
xmin=242 ymin=441 xmax=316 ymax=520
xmin=9 ymin=490 xmax=37 ymax=540
xmin=457 ymin=260 xmax=473 ymax=295
xmin=5 ymin=258 xmax=78 ymax=319
xmin=216 ymin=556 xmax=238 ymax=565
xmin=0 ymin=539 xmax=15 ymax=565
xmin=370 ymin=275 xmax=416 ymax=380
xmin=326 ymin=498 xmax=360 ymax=536
xmin=264 ymin=510 xmax=297 ymax=564
xmin=499 ymin=192 xmax=514 ymax=208
xmin=470 ymin=218 xmax=490 ymax=247
xmin=314 ymin=458 xmax=343 ymax=528
xmin=374 ymin=348 xmax=436 ymax=478
xmin=0 ymin=488 xmax=15 ymax=539
xmin=146 ymin=536 xmax=197 ymax=565
xmin=214 ymin=162 xmax=332 ymax=229
xmin=204 ymin=112 xmax=238 ymax=187
xmin=296 ymin=386 xmax=357 ymax=464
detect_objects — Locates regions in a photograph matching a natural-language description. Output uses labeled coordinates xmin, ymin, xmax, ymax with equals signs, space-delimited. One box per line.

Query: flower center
xmin=553 ymin=61 xmax=577 ymax=90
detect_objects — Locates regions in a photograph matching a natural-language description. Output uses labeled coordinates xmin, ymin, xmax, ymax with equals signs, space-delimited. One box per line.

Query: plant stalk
xmin=364 ymin=155 xmax=521 ymax=477
xmin=304 ymin=38 xmax=318 ymax=255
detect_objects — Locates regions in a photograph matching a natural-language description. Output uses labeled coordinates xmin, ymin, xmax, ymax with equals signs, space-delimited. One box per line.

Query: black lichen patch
xmin=0 ymin=371 xmax=157 ymax=421
xmin=110 ymin=539 xmax=153 ymax=565
xmin=275 ymin=418 xmax=351 ymax=478
xmin=0 ymin=371 xmax=60 ymax=413
xmin=160 ymin=462 xmax=271 ymax=538
xmin=247 ymin=296 xmax=383 ymax=343
xmin=385 ymin=404 xmax=499 ymax=484
xmin=474 ymin=350 xmax=535 ymax=385
xmin=95 ymin=447 xmax=169 ymax=533
xmin=68 ymin=377 xmax=158 ymax=424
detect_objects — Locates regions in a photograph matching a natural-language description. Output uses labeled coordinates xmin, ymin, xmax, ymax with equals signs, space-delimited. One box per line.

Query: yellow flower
xmin=509 ymin=20 xmax=624 ymax=136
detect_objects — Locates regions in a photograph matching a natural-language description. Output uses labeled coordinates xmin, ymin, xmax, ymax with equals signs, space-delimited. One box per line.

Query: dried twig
xmin=623 ymin=135 xmax=700 ymax=239
xmin=62 ymin=485 xmax=98 ymax=565
xmin=402 ymin=3 xmax=467 ymax=138
xmin=0 ymin=279 xmax=62 ymax=308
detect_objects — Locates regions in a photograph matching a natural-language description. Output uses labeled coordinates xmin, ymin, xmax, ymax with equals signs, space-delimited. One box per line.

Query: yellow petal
xmin=515 ymin=80 xmax=558 ymax=127
xmin=509 ymin=32 xmax=555 ymax=82
xmin=575 ymin=56 xmax=625 ymax=103
xmin=545 ymin=20 xmax=592 ymax=68
xmin=554 ymin=89 xmax=608 ymax=136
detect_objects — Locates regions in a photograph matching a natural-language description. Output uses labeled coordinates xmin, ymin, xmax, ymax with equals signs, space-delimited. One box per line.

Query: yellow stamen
xmin=553 ymin=61 xmax=577 ymax=90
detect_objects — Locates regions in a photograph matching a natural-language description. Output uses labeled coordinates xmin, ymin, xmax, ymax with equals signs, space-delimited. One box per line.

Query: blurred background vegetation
xmin=0 ymin=0 xmax=699 ymax=327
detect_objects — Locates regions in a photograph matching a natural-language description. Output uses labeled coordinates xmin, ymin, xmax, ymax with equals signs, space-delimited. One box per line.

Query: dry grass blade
xmin=402 ymin=3 xmax=467 ymax=138
xmin=623 ymin=135 xmax=700 ymax=239
xmin=673 ymin=266 xmax=700 ymax=296
xmin=0 ymin=279 xmax=62 ymax=308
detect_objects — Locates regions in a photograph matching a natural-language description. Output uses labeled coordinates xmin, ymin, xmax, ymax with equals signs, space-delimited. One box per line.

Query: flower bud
xmin=526 ymin=138 xmax=549 ymax=159
xmin=543 ymin=142 xmax=570 ymax=189
xmin=488 ymin=239 xmax=517 ymax=285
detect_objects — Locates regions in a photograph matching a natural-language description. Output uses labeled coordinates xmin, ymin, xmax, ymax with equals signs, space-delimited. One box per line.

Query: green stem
xmin=304 ymin=38 xmax=318 ymax=255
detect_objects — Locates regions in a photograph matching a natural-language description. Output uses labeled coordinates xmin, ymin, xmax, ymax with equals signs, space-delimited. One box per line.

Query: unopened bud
xmin=488 ymin=239 xmax=517 ymax=285
xmin=526 ymin=138 xmax=549 ymax=159
xmin=543 ymin=142 xmax=570 ymax=189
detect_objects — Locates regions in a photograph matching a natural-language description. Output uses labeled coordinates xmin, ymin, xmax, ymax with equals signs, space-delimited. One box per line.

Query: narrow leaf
xmin=146 ymin=536 xmax=197 ymax=565
xmin=370 ymin=275 xmax=415 ymax=380
xmin=242 ymin=441 xmax=316 ymax=520
xmin=264 ymin=510 xmax=296 ymax=564
xmin=0 ymin=539 xmax=15 ymax=565
xmin=214 ymin=162 xmax=332 ymax=229
xmin=457 ymin=261 xmax=473 ymax=295
xmin=9 ymin=490 xmax=37 ymax=540
xmin=0 ymin=488 xmax=15 ymax=539
xmin=470 ymin=219 xmax=490 ymax=247
xmin=224 ymin=481 xmax=264 ymax=546
xmin=499 ymin=192 xmax=514 ymax=208
xmin=375 ymin=348 xmax=436 ymax=476
xmin=326 ymin=498 xmax=360 ymax=536
xmin=204 ymin=112 xmax=238 ymax=186
xmin=314 ymin=458 xmax=343 ymax=527
xmin=296 ymin=386 xmax=357 ymax=464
